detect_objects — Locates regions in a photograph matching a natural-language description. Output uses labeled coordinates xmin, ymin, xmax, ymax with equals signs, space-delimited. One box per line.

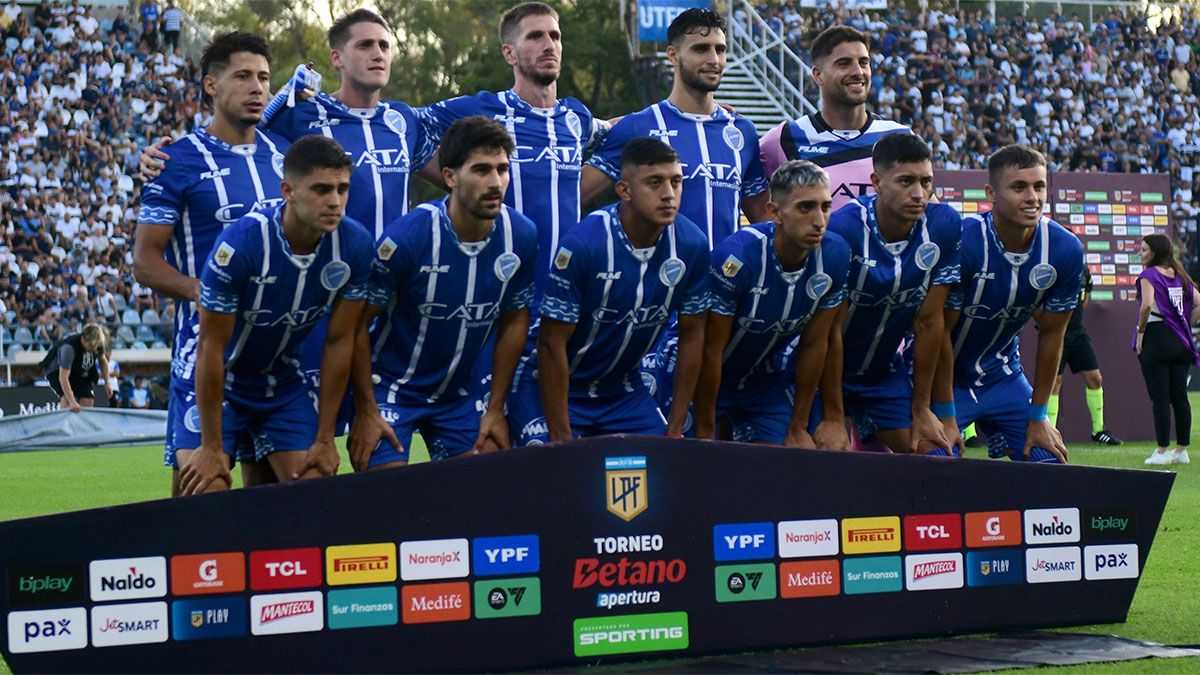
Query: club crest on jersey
xmin=915 ymin=242 xmax=941 ymax=271
xmin=722 ymin=125 xmax=744 ymax=151
xmin=566 ymin=110 xmax=582 ymax=138
xmin=184 ymin=405 xmax=201 ymax=433
xmin=214 ymin=242 xmax=236 ymax=267
xmin=659 ymin=257 xmax=686 ymax=287
xmin=554 ymin=248 xmax=573 ymax=270
xmin=806 ymin=272 xmax=832 ymax=300
xmin=383 ymin=109 xmax=407 ymax=136
xmin=321 ymin=261 xmax=351 ymax=291
xmin=1030 ymin=263 xmax=1057 ymax=290
xmin=271 ymin=153 xmax=285 ymax=178
xmin=722 ymin=255 xmax=743 ymax=277
xmin=495 ymin=252 xmax=521 ymax=282
xmin=377 ymin=237 xmax=397 ymax=261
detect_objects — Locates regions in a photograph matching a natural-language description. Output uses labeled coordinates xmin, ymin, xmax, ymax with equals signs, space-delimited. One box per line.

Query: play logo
xmin=903 ymin=514 xmax=962 ymax=551
xmin=965 ymin=550 xmax=1023 ymax=587
xmin=249 ymin=547 xmax=322 ymax=590
xmin=250 ymin=592 xmax=324 ymax=635
xmin=171 ymin=597 xmax=248 ymax=641
xmin=779 ymin=560 xmax=840 ymax=598
xmin=7 ymin=564 xmax=86 ymax=608
xmin=171 ymin=552 xmax=245 ymax=596
xmin=402 ymin=582 xmax=470 ymax=624
xmin=89 ymin=557 xmax=167 ymax=602
xmin=964 ymin=511 xmax=1022 ymax=548
xmin=7 ymin=607 xmax=87 ymax=653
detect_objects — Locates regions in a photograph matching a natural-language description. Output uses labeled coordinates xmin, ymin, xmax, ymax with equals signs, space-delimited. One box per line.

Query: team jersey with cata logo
xmin=198 ymin=204 xmax=374 ymax=399
xmin=759 ymin=113 xmax=910 ymax=211
xmin=948 ymin=213 xmax=1084 ymax=389
xmin=136 ymin=126 xmax=290 ymax=383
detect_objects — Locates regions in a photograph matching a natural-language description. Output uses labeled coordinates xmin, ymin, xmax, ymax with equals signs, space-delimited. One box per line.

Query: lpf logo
xmin=605 ymin=456 xmax=648 ymax=521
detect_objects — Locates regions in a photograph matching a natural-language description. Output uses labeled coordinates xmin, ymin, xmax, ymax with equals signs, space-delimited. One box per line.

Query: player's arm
xmin=740 ymin=191 xmax=769 ymax=224
xmin=133 ymin=222 xmax=199 ymax=301
xmin=580 ymin=165 xmax=614 ymax=206
xmin=98 ymin=351 xmax=113 ymax=401
xmin=476 ymin=306 xmax=530 ymax=452
xmin=538 ymin=317 xmax=577 ymax=442
xmin=813 ymin=300 xmax=850 ymax=450
xmin=346 ymin=303 xmax=401 ymax=471
xmin=909 ymin=284 xmax=952 ymax=453
xmin=694 ymin=311 xmax=733 ymax=440
xmin=1028 ymin=309 xmax=1072 ymax=463
xmin=416 ymin=155 xmax=449 ymax=191
xmin=182 ymin=307 xmax=234 ymax=495
xmin=786 ymin=306 xmax=839 ymax=449
xmin=934 ymin=308 xmax=964 ymax=455
xmin=295 ymin=296 xmax=366 ymax=479
xmin=57 ymin=359 xmax=80 ymax=412
xmin=668 ymin=311 xmax=706 ymax=437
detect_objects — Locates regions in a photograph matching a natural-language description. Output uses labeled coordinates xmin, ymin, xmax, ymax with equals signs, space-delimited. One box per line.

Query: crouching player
xmin=938 ymin=145 xmax=1083 ymax=463
xmin=510 ymin=138 xmax=709 ymax=443
xmin=347 ymin=116 xmax=537 ymax=469
xmin=179 ymin=136 xmax=374 ymax=494
xmin=693 ymin=160 xmax=850 ymax=446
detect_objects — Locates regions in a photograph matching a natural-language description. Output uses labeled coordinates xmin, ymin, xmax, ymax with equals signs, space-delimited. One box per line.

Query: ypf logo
xmin=171 ymin=552 xmax=245 ymax=596
xmin=713 ymin=523 xmax=775 ymax=561
xmin=605 ymin=456 xmax=648 ymax=521
xmin=472 ymin=535 xmax=540 ymax=576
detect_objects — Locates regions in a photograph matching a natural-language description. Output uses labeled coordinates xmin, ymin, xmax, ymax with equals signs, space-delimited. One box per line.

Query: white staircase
xmin=715 ymin=60 xmax=793 ymax=134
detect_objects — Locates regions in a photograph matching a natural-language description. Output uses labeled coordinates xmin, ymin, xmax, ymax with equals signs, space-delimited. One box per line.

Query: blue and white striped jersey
xmin=541 ymin=203 xmax=711 ymax=397
xmin=832 ymin=195 xmax=962 ymax=380
xmin=588 ymin=101 xmax=767 ymax=248
xmin=136 ymin=126 xmax=289 ymax=384
xmin=710 ymin=222 xmax=851 ymax=393
xmin=265 ymin=93 xmax=438 ymax=237
xmin=198 ymin=204 xmax=374 ymax=399
xmin=948 ymin=213 xmax=1084 ymax=388
xmin=367 ymin=199 xmax=538 ymax=405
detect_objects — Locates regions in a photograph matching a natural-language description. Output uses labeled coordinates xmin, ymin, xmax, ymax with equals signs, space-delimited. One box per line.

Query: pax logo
xmin=326 ymin=543 xmax=397 ymax=585
xmin=1025 ymin=508 xmax=1081 ymax=544
xmin=903 ymin=514 xmax=962 ymax=551
xmin=778 ymin=519 xmax=839 ymax=558
xmin=400 ymin=538 xmax=469 ymax=581
xmin=965 ymin=511 xmax=1023 ymax=547
xmin=472 ymin=535 xmax=540 ymax=576
xmin=1084 ymin=544 xmax=1139 ymax=580
xmin=905 ymin=553 xmax=964 ymax=591
xmin=89 ymin=557 xmax=167 ymax=602
xmin=250 ymin=591 xmax=324 ymax=635
xmin=713 ymin=523 xmax=776 ymax=561
xmin=171 ymin=552 xmax=245 ymax=596
xmin=91 ymin=601 xmax=169 ymax=647
xmin=779 ymin=560 xmax=840 ymax=598
xmin=1026 ymin=547 xmax=1082 ymax=584
xmin=7 ymin=608 xmax=87 ymax=653
xmin=402 ymin=582 xmax=471 ymax=624
xmin=249 ymin=548 xmax=322 ymax=590
xmin=841 ymin=516 xmax=901 ymax=554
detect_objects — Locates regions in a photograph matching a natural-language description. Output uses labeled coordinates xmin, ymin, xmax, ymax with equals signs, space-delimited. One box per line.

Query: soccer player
xmin=938 ymin=145 xmax=1084 ymax=464
xmin=694 ymin=160 xmax=850 ymax=446
xmin=132 ymin=31 xmax=288 ymax=495
xmin=759 ymin=26 xmax=910 ymax=210
xmin=347 ymin=117 xmax=537 ymax=469
xmin=180 ymin=136 xmax=374 ymax=495
xmin=41 ymin=324 xmax=112 ymax=412
xmin=509 ymin=138 xmax=709 ymax=443
xmin=810 ymin=132 xmax=960 ymax=455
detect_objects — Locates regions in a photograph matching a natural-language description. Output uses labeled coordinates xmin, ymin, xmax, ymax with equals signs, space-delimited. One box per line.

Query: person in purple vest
xmin=1135 ymin=234 xmax=1200 ymax=466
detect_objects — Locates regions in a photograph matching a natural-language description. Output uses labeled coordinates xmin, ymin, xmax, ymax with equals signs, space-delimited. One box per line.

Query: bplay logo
xmin=1083 ymin=508 xmax=1137 ymax=542
xmin=401 ymin=582 xmax=471 ymax=624
xmin=778 ymin=519 xmax=839 ymax=558
xmin=326 ymin=543 xmax=397 ymax=586
xmin=249 ymin=547 xmax=322 ymax=590
xmin=903 ymin=514 xmax=962 ymax=551
xmin=965 ymin=511 xmax=1023 ymax=548
xmin=843 ymin=556 xmax=902 ymax=595
xmin=250 ymin=591 xmax=324 ymax=635
xmin=7 ymin=564 xmax=87 ymax=608
xmin=1025 ymin=508 xmax=1081 ymax=545
xmin=473 ymin=577 xmax=542 ymax=619
xmin=905 ymin=553 xmax=964 ymax=591
xmin=841 ymin=516 xmax=901 ymax=554
xmin=472 ymin=535 xmax=540 ymax=576
xmin=713 ymin=523 xmax=776 ymax=561
xmin=170 ymin=552 xmax=245 ymax=596
xmin=1026 ymin=547 xmax=1082 ymax=584
xmin=714 ymin=563 xmax=776 ymax=603
xmin=171 ymin=597 xmax=248 ymax=641
xmin=400 ymin=538 xmax=470 ymax=581
xmin=91 ymin=601 xmax=169 ymax=648
xmin=965 ymin=549 xmax=1024 ymax=587
xmin=7 ymin=607 xmax=87 ymax=653
xmin=573 ymin=612 xmax=689 ymax=657
xmin=89 ymin=557 xmax=167 ymax=602
xmin=1084 ymin=544 xmax=1140 ymax=580
xmin=327 ymin=586 xmax=399 ymax=630
xmin=779 ymin=560 xmax=841 ymax=598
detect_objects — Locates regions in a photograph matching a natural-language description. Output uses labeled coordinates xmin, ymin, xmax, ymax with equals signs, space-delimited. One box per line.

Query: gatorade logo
xmin=171 ymin=552 xmax=245 ymax=596
xmin=965 ymin=511 xmax=1022 ymax=547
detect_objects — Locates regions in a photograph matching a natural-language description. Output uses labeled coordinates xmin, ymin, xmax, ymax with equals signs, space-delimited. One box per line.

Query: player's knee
xmin=1084 ymin=370 xmax=1102 ymax=389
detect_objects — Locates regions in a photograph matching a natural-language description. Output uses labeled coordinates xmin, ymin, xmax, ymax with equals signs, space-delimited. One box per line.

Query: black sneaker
xmin=964 ymin=435 xmax=983 ymax=448
xmin=1092 ymin=430 xmax=1122 ymax=445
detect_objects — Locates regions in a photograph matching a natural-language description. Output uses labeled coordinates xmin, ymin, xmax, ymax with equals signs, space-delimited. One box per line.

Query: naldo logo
xmin=90 ymin=557 xmax=167 ymax=602
xmin=1025 ymin=508 xmax=1080 ymax=544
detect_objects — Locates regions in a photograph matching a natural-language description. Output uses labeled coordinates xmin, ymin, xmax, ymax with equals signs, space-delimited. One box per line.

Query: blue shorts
xmin=297 ymin=311 xmax=329 ymax=392
xmin=508 ymin=371 xmax=667 ymax=446
xmin=717 ymin=382 xmax=792 ymax=443
xmin=368 ymin=391 xmax=479 ymax=466
xmin=955 ymin=374 xmax=1060 ymax=463
xmin=642 ymin=333 xmax=678 ymax=411
xmin=843 ymin=370 xmax=913 ymax=432
xmin=169 ymin=381 xmax=318 ymax=464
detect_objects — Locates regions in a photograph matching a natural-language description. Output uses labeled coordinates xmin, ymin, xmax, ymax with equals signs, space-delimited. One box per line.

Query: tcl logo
xmin=903 ymin=514 xmax=962 ymax=551
xmin=171 ymin=553 xmax=245 ymax=596
xmin=250 ymin=548 xmax=322 ymax=590
xmin=965 ymin=511 xmax=1023 ymax=548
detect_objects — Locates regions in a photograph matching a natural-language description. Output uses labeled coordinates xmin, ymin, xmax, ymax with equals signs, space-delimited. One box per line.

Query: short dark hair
xmin=328 ymin=8 xmax=389 ymax=50
xmin=438 ymin=116 xmax=515 ymax=171
xmin=284 ymin=135 xmax=353 ymax=179
xmin=987 ymin=144 xmax=1047 ymax=182
xmin=667 ymin=8 xmax=725 ymax=45
xmin=500 ymin=2 xmax=558 ymax=45
xmin=872 ymin=132 xmax=932 ymax=171
xmin=619 ymin=137 xmax=679 ymax=177
xmin=810 ymin=25 xmax=870 ymax=62
xmin=200 ymin=31 xmax=270 ymax=104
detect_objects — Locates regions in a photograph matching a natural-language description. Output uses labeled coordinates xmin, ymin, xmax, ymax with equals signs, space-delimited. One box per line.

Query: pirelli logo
xmin=326 ymin=544 xmax=397 ymax=586
xmin=841 ymin=517 xmax=902 ymax=555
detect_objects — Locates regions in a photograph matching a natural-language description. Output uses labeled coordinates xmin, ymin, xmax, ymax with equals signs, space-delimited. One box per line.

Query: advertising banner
xmin=637 ymin=0 xmax=711 ymax=41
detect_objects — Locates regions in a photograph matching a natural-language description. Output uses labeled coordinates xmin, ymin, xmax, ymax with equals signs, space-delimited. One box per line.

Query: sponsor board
xmin=250 ymin=591 xmax=324 ymax=635
xmin=7 ymin=607 xmax=87 ymax=653
xmin=903 ymin=514 xmax=962 ymax=551
xmin=573 ymin=557 xmax=687 ymax=589
xmin=713 ymin=523 xmax=776 ymax=561
xmin=965 ymin=511 xmax=1023 ymax=548
xmin=573 ymin=611 xmax=689 ymax=657
xmin=7 ymin=564 xmax=87 ymax=608
xmin=170 ymin=552 xmax=246 ymax=596
xmin=714 ymin=563 xmax=776 ymax=602
xmin=89 ymin=556 xmax=167 ymax=602
xmin=402 ymin=582 xmax=471 ymax=624
xmin=779 ymin=560 xmax=841 ymax=598
xmin=472 ymin=535 xmax=540 ymax=576
xmin=841 ymin=516 xmax=901 ymax=554
xmin=249 ymin=548 xmax=322 ymax=590
xmin=842 ymin=556 xmax=902 ymax=594
xmin=400 ymin=538 xmax=469 ymax=581
xmin=965 ymin=549 xmax=1024 ymax=587
xmin=91 ymin=601 xmax=169 ymax=647
xmin=171 ymin=597 xmax=248 ymax=641
xmin=1026 ymin=547 xmax=1083 ymax=584
xmin=777 ymin=519 xmax=839 ymax=558
xmin=473 ymin=577 xmax=542 ymax=619
xmin=1084 ymin=544 xmax=1139 ymax=580
xmin=605 ymin=456 xmax=649 ymax=521
xmin=904 ymin=553 xmax=964 ymax=591
xmin=1083 ymin=509 xmax=1137 ymax=542
xmin=1024 ymin=508 xmax=1081 ymax=544
xmin=327 ymin=586 xmax=399 ymax=629
xmin=326 ymin=543 xmax=397 ymax=586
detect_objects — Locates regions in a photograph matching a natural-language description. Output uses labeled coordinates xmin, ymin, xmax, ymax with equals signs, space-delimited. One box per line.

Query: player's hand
xmin=1025 ymin=418 xmax=1069 ymax=464
xmin=784 ymin=428 xmax=817 ymax=449
xmin=347 ymin=410 xmax=399 ymax=472
xmin=717 ymin=101 xmax=738 ymax=115
xmin=104 ymin=383 xmax=114 ymax=401
xmin=813 ymin=418 xmax=851 ymax=451
xmin=69 ymin=402 xmax=82 ymax=413
xmin=473 ymin=409 xmax=510 ymax=453
xmin=1135 ymin=332 xmax=1144 ymax=354
xmin=941 ymin=417 xmax=965 ymax=457
xmin=179 ymin=446 xmax=231 ymax=495
xmin=910 ymin=407 xmax=952 ymax=454
xmin=139 ymin=136 xmax=172 ymax=180
xmin=294 ymin=438 xmax=339 ymax=479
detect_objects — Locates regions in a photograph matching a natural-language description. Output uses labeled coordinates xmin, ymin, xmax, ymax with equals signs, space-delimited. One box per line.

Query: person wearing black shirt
xmin=40 ymin=323 xmax=111 ymax=412
xmin=1048 ymin=268 xmax=1122 ymax=445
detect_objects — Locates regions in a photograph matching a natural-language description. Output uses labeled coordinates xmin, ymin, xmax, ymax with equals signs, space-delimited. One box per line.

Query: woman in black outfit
xmin=40 ymin=323 xmax=112 ymax=412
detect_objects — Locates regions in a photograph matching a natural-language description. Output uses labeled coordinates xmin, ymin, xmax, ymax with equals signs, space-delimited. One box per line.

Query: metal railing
xmin=719 ymin=0 xmax=817 ymax=119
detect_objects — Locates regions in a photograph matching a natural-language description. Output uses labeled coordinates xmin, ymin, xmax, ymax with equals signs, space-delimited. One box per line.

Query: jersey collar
xmin=863 ymin=194 xmax=927 ymax=253
xmin=434 ymin=196 xmax=497 ymax=255
xmin=271 ymin=203 xmax=327 ymax=268
xmin=318 ymin=92 xmax=389 ymax=119
xmin=196 ymin=126 xmax=262 ymax=155
xmin=608 ymin=202 xmax=669 ymax=255
xmin=502 ymin=89 xmax=564 ymax=116
xmin=983 ymin=211 xmax=1046 ymax=265
xmin=659 ymin=98 xmax=729 ymax=122
xmin=810 ymin=111 xmax=880 ymax=137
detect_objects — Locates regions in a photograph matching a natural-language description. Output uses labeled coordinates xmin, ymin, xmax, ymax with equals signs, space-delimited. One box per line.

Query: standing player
xmin=510 ymin=138 xmax=710 ymax=443
xmin=347 ymin=117 xmax=537 ymax=470
xmin=132 ymin=32 xmax=288 ymax=495
xmin=180 ymin=136 xmax=374 ymax=495
xmin=938 ymin=145 xmax=1084 ymax=464
xmin=694 ymin=160 xmax=850 ymax=446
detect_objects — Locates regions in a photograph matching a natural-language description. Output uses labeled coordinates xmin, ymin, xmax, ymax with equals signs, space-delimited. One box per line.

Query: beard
xmin=517 ymin=60 xmax=559 ymax=87
xmin=679 ymin=63 xmax=721 ymax=93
